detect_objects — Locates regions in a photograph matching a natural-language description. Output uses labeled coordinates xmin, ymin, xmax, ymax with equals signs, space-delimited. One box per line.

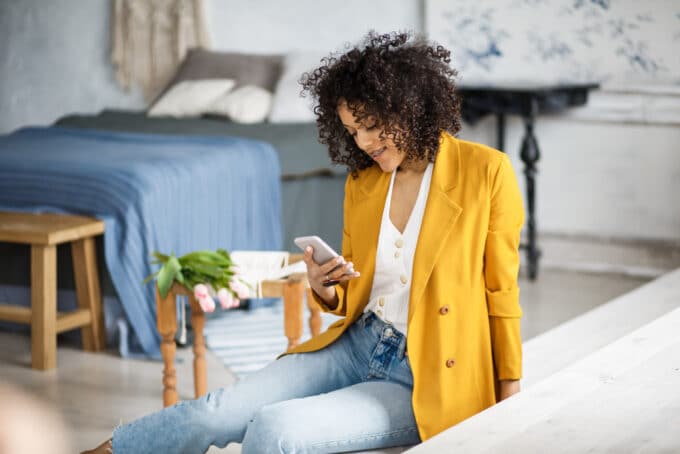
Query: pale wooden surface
xmin=156 ymin=284 xmax=179 ymax=407
xmin=31 ymin=244 xmax=57 ymax=370
xmin=189 ymin=292 xmax=208 ymax=399
xmin=0 ymin=211 xmax=105 ymax=245
xmin=0 ymin=211 xmax=105 ymax=370
xmin=522 ymin=267 xmax=680 ymax=388
xmin=72 ymin=237 xmax=105 ymax=351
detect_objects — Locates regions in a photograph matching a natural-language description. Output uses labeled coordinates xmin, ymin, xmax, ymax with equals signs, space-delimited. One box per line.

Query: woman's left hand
xmin=499 ymin=379 xmax=520 ymax=401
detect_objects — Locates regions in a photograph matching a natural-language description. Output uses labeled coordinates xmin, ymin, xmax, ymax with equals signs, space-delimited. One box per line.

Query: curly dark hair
xmin=301 ymin=31 xmax=462 ymax=175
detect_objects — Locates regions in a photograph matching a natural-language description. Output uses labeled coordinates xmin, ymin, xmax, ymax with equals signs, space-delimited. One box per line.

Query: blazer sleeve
xmin=485 ymin=154 xmax=525 ymax=380
xmin=310 ymin=174 xmax=353 ymax=316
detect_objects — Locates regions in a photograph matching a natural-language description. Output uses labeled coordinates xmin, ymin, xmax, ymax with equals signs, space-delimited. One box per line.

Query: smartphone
xmin=294 ymin=235 xmax=354 ymax=286
xmin=294 ymin=235 xmax=340 ymax=265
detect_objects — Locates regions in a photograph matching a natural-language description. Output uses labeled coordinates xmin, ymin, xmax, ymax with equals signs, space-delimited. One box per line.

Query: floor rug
xmin=203 ymin=299 xmax=340 ymax=377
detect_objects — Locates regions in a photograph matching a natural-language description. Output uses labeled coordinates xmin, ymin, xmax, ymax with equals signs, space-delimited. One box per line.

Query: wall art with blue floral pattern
xmin=426 ymin=0 xmax=680 ymax=88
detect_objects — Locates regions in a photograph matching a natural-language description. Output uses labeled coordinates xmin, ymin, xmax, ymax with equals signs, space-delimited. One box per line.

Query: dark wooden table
xmin=458 ymin=83 xmax=599 ymax=280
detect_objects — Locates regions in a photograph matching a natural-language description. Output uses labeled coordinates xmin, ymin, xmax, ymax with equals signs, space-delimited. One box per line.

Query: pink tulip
xmin=198 ymin=296 xmax=215 ymax=312
xmin=194 ymin=284 xmax=215 ymax=313
xmin=217 ymin=288 xmax=233 ymax=309
xmin=194 ymin=283 xmax=209 ymax=299
xmin=230 ymin=279 xmax=250 ymax=300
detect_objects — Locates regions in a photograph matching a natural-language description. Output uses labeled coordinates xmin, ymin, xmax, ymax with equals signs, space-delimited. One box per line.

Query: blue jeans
xmin=112 ymin=312 xmax=420 ymax=453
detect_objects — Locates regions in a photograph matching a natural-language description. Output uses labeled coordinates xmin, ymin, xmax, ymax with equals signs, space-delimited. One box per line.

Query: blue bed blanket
xmin=0 ymin=127 xmax=282 ymax=356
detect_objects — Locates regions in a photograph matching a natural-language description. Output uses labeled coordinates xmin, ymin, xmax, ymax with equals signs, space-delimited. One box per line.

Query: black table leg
xmin=519 ymin=98 xmax=541 ymax=280
xmin=496 ymin=113 xmax=506 ymax=152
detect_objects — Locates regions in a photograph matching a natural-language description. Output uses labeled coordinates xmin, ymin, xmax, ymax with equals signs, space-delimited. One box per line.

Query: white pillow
xmin=268 ymin=51 xmax=327 ymax=123
xmin=148 ymin=79 xmax=236 ymax=117
xmin=208 ymin=85 xmax=273 ymax=124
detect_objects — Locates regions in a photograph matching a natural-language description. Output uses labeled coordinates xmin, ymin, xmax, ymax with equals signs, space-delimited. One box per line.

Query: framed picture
xmin=425 ymin=0 xmax=680 ymax=88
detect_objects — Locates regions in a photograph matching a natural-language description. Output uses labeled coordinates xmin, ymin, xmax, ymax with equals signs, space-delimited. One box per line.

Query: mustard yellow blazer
xmin=289 ymin=132 xmax=524 ymax=441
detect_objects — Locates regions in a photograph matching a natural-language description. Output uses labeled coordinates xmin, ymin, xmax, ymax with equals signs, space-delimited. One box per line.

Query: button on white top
xmin=364 ymin=163 xmax=434 ymax=336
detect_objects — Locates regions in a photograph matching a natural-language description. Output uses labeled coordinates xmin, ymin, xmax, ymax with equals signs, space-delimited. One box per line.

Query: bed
xmin=54 ymin=109 xmax=347 ymax=253
xmin=0 ymin=49 xmax=347 ymax=358
xmin=0 ymin=125 xmax=285 ymax=357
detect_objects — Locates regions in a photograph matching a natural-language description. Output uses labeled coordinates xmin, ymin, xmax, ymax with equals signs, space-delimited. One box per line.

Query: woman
xmin=85 ymin=31 xmax=524 ymax=454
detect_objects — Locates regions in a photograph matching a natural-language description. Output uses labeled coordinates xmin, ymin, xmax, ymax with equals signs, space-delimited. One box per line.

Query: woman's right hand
xmin=302 ymin=246 xmax=360 ymax=306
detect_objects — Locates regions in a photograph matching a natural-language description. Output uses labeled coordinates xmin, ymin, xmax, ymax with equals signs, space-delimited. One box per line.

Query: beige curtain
xmin=111 ymin=0 xmax=210 ymax=100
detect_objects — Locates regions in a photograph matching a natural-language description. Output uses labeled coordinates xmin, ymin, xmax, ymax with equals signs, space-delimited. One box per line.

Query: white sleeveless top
xmin=364 ymin=163 xmax=434 ymax=336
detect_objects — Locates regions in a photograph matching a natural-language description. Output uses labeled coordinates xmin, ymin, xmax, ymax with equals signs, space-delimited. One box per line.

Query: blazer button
xmin=445 ymin=358 xmax=456 ymax=368
xmin=439 ymin=305 xmax=449 ymax=315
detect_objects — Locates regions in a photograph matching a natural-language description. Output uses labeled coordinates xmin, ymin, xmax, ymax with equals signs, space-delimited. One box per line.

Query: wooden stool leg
xmin=72 ymin=237 xmax=105 ymax=351
xmin=156 ymin=287 xmax=178 ymax=407
xmin=31 ymin=244 xmax=57 ymax=370
xmin=305 ymin=288 xmax=322 ymax=338
xmin=283 ymin=280 xmax=304 ymax=350
xmin=188 ymin=295 xmax=207 ymax=398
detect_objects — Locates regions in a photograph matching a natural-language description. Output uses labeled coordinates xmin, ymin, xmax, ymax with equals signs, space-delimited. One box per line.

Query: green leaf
xmin=149 ymin=247 xmax=239 ymax=297
xmin=195 ymin=262 xmax=226 ymax=277
xmin=184 ymin=251 xmax=231 ymax=267
xmin=157 ymin=255 xmax=181 ymax=298
xmin=142 ymin=271 xmax=158 ymax=285
xmin=152 ymin=251 xmax=171 ymax=263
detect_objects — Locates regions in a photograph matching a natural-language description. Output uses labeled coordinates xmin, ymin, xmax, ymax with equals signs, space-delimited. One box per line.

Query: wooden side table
xmin=0 ymin=211 xmax=106 ymax=370
xmin=155 ymin=254 xmax=322 ymax=407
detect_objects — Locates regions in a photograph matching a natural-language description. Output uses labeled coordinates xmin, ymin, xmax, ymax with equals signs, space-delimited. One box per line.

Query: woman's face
xmin=337 ymin=101 xmax=405 ymax=173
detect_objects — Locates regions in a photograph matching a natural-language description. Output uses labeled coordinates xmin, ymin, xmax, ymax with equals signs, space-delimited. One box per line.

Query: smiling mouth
xmin=370 ymin=147 xmax=386 ymax=159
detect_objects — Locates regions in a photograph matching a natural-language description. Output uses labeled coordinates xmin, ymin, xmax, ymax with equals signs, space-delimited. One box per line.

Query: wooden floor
xmin=0 ymin=269 xmax=648 ymax=453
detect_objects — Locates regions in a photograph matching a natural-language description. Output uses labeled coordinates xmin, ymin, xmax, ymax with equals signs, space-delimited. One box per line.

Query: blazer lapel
xmin=409 ymin=135 xmax=463 ymax=322
xmin=348 ymin=167 xmax=390 ymax=316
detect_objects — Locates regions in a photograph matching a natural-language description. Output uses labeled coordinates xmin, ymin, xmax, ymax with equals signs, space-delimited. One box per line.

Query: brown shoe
xmin=81 ymin=439 xmax=112 ymax=454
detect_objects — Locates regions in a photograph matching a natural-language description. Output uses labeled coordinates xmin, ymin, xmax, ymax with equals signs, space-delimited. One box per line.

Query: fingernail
xmin=306 ymin=246 xmax=312 ymax=252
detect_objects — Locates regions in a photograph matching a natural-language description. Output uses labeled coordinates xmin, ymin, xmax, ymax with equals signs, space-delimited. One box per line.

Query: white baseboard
xmin=533 ymin=232 xmax=680 ymax=278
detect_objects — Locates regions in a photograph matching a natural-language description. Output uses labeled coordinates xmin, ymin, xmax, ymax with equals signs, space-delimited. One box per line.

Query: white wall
xmin=205 ymin=0 xmax=423 ymax=53
xmin=0 ymin=0 xmax=422 ymax=134
xmin=1 ymin=0 xmax=678 ymax=244
xmin=460 ymin=117 xmax=680 ymax=242
xmin=0 ymin=0 xmax=145 ymax=134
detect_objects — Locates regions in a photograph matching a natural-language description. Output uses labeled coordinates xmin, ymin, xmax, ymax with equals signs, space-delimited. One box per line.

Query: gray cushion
xmin=168 ymin=48 xmax=283 ymax=92
xmin=149 ymin=48 xmax=284 ymax=112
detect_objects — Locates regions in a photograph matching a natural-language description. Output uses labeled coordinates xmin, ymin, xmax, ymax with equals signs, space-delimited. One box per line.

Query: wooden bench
xmin=0 ymin=211 xmax=106 ymax=370
xmin=156 ymin=254 xmax=322 ymax=407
